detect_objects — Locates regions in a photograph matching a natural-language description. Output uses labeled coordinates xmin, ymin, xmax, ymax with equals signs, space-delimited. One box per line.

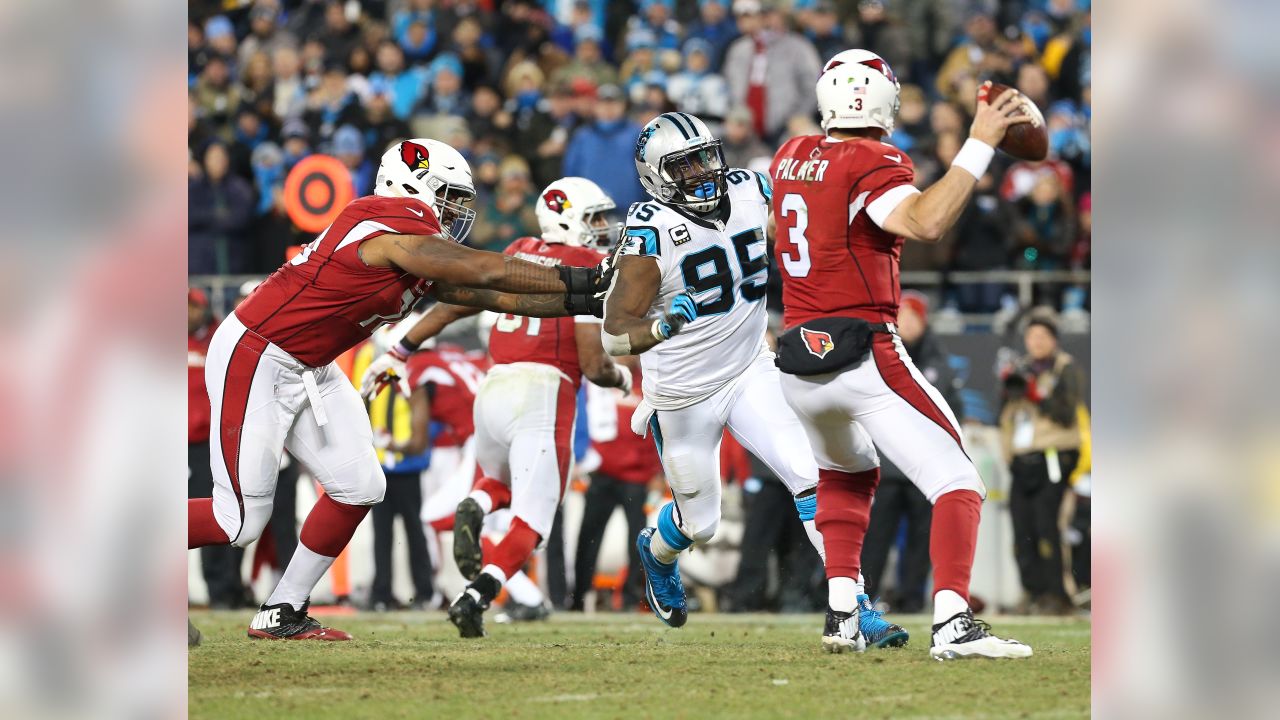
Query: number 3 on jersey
xmin=778 ymin=193 xmax=811 ymax=277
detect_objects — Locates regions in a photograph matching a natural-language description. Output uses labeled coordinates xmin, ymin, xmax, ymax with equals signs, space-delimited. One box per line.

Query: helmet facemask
xmin=418 ymin=170 xmax=476 ymax=244
xmin=658 ymin=141 xmax=727 ymax=213
xmin=581 ymin=204 xmax=621 ymax=248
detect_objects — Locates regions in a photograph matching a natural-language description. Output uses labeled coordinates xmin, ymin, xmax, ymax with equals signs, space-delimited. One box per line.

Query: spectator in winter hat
xmin=416 ymin=53 xmax=470 ymax=117
xmin=332 ymin=125 xmax=375 ymax=196
xmin=204 ymin=15 xmax=237 ymax=58
xmin=723 ymin=0 xmax=822 ymax=142
xmin=562 ymin=84 xmax=646 ymax=210
xmin=552 ymin=24 xmax=620 ymax=90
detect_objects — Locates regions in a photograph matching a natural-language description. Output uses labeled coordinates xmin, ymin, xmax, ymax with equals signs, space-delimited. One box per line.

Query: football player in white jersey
xmin=601 ymin=112 xmax=905 ymax=650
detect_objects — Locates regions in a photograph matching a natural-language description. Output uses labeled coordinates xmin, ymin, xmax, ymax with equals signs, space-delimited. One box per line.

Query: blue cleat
xmin=636 ymin=528 xmax=688 ymax=628
xmin=858 ymin=595 xmax=910 ymax=648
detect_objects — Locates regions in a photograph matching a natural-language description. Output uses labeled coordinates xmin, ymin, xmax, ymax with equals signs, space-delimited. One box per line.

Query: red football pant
xmin=930 ymin=489 xmax=982 ymax=602
xmin=814 ymin=468 xmax=879 ymax=579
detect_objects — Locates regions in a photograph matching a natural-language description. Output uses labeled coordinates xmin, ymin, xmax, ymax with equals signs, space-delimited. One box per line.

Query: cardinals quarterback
xmin=769 ymin=50 xmax=1034 ymax=659
xmin=361 ymin=176 xmax=631 ymax=638
xmin=187 ymin=138 xmax=610 ymax=640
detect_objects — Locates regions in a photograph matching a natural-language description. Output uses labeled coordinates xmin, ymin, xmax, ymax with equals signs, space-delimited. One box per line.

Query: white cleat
xmin=822 ymin=607 xmax=867 ymax=654
xmin=929 ymin=610 xmax=1033 ymax=660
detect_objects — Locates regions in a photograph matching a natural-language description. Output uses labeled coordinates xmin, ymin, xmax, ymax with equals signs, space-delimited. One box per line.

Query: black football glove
xmin=558 ymin=260 xmax=614 ymax=317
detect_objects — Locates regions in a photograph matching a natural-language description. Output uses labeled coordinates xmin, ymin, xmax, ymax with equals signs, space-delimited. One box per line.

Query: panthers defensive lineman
xmin=602 ymin=112 xmax=905 ymax=650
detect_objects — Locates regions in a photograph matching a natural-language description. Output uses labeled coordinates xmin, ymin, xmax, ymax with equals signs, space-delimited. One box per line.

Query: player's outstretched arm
xmin=362 ymin=232 xmax=606 ymax=309
xmin=429 ymin=282 xmax=574 ymax=318
xmin=880 ymin=85 xmax=1032 ymax=243
xmin=602 ymin=255 xmax=697 ymax=356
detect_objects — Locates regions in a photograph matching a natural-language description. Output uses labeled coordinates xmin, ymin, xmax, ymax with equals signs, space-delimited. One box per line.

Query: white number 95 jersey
xmin=615 ymin=169 xmax=774 ymax=408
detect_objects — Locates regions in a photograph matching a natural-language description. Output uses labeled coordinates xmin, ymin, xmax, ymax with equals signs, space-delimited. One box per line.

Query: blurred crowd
xmin=189 ymin=0 xmax=1091 ymax=312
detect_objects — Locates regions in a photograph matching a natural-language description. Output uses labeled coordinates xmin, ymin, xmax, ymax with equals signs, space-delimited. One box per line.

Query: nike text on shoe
xmin=822 ymin=607 xmax=867 ymax=653
xmin=929 ymin=610 xmax=1033 ymax=660
xmin=636 ymin=528 xmax=688 ymax=628
xmin=247 ymin=601 xmax=352 ymax=640
xmin=452 ymin=497 xmax=485 ymax=581
xmin=448 ymin=588 xmax=489 ymax=638
xmin=858 ymin=595 xmax=909 ymax=648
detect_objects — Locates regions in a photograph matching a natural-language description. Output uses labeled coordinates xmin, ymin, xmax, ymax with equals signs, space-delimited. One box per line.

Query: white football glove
xmin=614 ymin=364 xmax=633 ymax=395
xmin=360 ymin=345 xmax=412 ymax=400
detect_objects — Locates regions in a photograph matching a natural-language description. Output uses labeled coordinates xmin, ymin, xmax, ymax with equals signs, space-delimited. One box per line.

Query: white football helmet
xmin=535 ymin=177 xmax=618 ymax=247
xmin=375 ymin=138 xmax=477 ymax=243
xmin=817 ymin=49 xmax=901 ymax=134
xmin=634 ymin=112 xmax=727 ymax=213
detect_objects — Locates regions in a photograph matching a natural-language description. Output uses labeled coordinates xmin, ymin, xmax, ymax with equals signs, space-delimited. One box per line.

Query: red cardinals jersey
xmin=487 ymin=237 xmax=604 ymax=387
xmin=235 ymin=195 xmax=443 ymax=367
xmin=770 ymin=135 xmax=918 ymax=327
xmin=406 ymin=346 xmax=485 ymax=447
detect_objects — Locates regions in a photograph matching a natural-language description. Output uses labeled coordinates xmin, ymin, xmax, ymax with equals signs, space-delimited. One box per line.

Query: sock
xmin=487 ymin=516 xmax=540 ymax=581
xmin=856 ymin=573 xmax=866 ymax=599
xmin=472 ymin=568 xmax=504 ymax=604
xmin=429 ymin=516 xmax=453 ymax=532
xmin=814 ymin=468 xmax=879 ymax=580
xmin=930 ymin=488 xmax=982 ymax=622
xmin=480 ymin=536 xmax=497 ymax=558
xmin=266 ymin=494 xmax=370 ymax=610
xmin=828 ymin=576 xmax=858 ymax=614
xmin=188 ymin=498 xmax=229 ymax=548
xmin=794 ymin=491 xmax=826 ymax=563
xmin=470 ymin=476 xmax=511 ymax=514
xmin=934 ymin=589 xmax=969 ymax=626
xmin=505 ymin=571 xmax=544 ymax=607
xmin=651 ymin=502 xmax=691 ymax=564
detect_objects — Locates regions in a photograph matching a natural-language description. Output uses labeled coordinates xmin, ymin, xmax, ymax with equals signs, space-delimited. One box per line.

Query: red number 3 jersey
xmin=236 ymin=196 xmax=443 ymax=367
xmin=769 ymin=135 xmax=919 ymax=327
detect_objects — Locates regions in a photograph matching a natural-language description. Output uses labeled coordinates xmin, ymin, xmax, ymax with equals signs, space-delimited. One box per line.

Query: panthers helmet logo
xmin=800 ymin=327 xmax=836 ymax=359
xmin=400 ymin=141 xmax=430 ymax=171
xmin=635 ymin=125 xmax=656 ymax=162
xmin=542 ymin=188 xmax=571 ymax=214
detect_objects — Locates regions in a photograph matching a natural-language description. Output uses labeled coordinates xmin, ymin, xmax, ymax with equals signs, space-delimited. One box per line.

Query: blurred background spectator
xmin=998 ymin=310 xmax=1083 ymax=615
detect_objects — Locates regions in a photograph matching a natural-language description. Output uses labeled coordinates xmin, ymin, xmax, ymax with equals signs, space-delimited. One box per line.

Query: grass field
xmin=188 ymin=610 xmax=1090 ymax=719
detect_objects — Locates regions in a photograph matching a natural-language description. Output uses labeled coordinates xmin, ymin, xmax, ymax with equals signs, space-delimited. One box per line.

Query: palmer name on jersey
xmin=616 ymin=168 xmax=774 ymax=409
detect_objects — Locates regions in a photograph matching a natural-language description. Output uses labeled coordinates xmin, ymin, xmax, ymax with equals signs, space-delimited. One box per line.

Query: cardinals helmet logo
xmin=543 ymin=188 xmax=571 ymax=214
xmin=800 ymin=327 xmax=836 ymax=359
xmin=400 ymin=141 xmax=430 ymax=171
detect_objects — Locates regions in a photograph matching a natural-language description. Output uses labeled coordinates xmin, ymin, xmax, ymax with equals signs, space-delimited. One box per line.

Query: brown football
xmin=981 ymin=82 xmax=1048 ymax=161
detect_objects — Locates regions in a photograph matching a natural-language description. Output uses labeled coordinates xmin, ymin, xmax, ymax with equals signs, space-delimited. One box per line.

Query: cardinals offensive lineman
xmin=187 ymin=139 xmax=609 ymax=640
xmin=769 ymin=50 xmax=1033 ymax=659
xmin=361 ymin=176 xmax=631 ymax=637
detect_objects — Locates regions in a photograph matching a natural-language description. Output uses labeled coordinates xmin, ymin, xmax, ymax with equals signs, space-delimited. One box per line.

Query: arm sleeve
xmin=858 ymin=156 xmax=920 ymax=229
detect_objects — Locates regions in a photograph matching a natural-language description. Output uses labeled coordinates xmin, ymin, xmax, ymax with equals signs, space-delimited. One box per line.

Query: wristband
xmin=651 ymin=319 xmax=669 ymax=341
xmin=952 ymin=138 xmax=995 ymax=180
xmin=392 ymin=338 xmax=418 ymax=358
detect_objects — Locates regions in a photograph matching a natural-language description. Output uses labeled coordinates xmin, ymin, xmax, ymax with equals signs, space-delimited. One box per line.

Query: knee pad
xmin=326 ymin=457 xmax=387 ymax=506
xmin=230 ymin=497 xmax=274 ymax=548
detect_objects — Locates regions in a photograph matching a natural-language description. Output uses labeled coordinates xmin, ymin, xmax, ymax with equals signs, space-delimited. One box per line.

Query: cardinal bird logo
xmin=400 ymin=141 xmax=430 ymax=171
xmin=800 ymin=327 xmax=836 ymax=359
xmin=543 ymin=188 xmax=571 ymax=214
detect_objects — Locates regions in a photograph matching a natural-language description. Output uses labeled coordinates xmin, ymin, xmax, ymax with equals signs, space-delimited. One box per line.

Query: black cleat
xmin=452 ymin=497 xmax=486 ymax=581
xmin=448 ymin=589 xmax=490 ymax=638
xmin=188 ymin=619 xmax=202 ymax=647
xmin=821 ymin=606 xmax=866 ymax=653
xmin=247 ymin=600 xmax=352 ymax=640
xmin=496 ymin=601 xmax=551 ymax=623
